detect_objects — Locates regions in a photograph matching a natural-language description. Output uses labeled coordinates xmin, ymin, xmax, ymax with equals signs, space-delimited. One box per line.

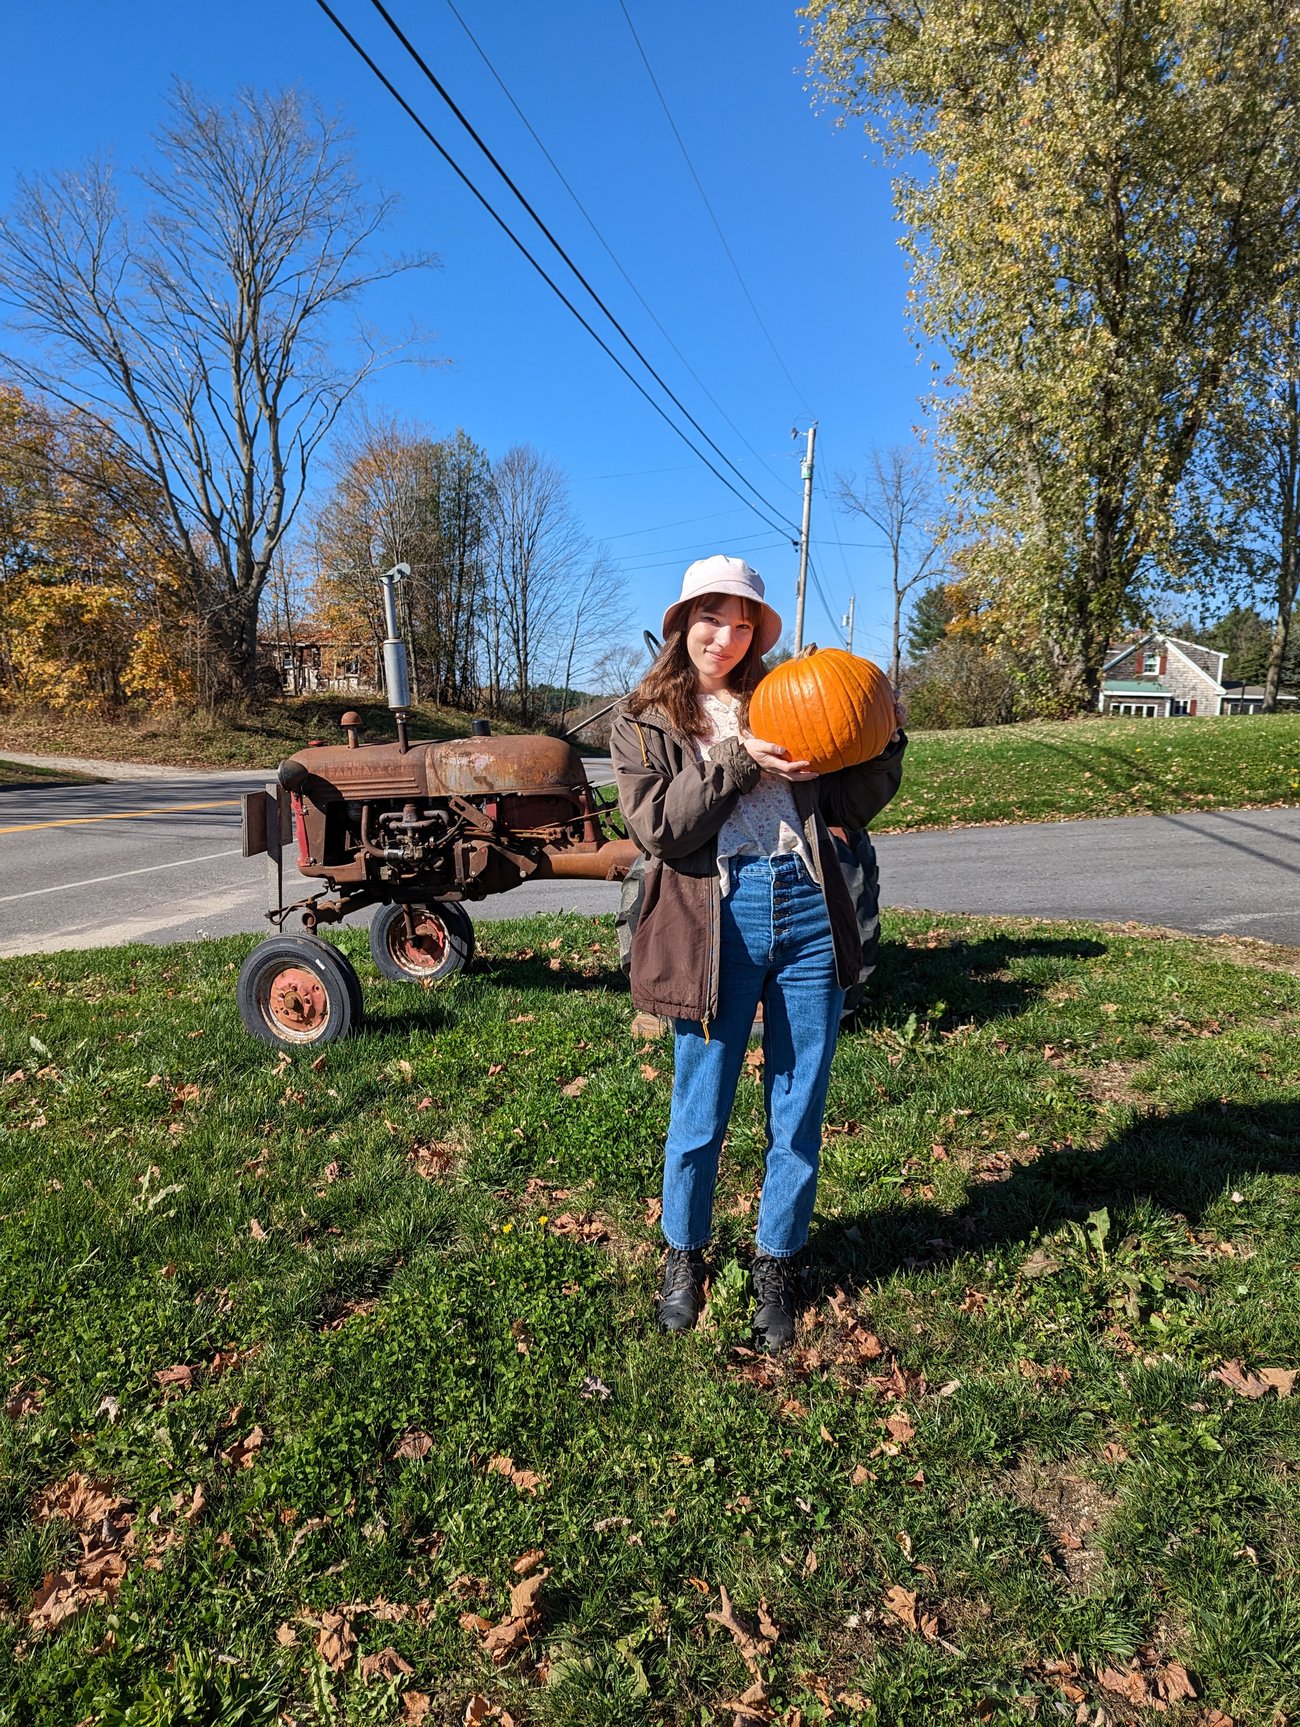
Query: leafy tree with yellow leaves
xmin=804 ymin=0 xmax=1300 ymax=710
xmin=0 ymin=382 xmax=194 ymax=708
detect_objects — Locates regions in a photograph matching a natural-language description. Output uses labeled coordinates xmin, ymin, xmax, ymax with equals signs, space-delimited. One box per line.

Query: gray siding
xmin=1107 ymin=637 xmax=1223 ymax=714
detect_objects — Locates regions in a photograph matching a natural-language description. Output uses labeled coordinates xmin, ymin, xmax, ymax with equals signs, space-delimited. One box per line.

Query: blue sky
xmin=2 ymin=0 xmax=934 ymax=673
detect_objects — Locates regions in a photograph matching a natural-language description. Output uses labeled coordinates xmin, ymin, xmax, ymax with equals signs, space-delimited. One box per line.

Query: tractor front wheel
xmin=237 ymin=936 xmax=363 ymax=1048
xmin=369 ymin=901 xmax=475 ymax=984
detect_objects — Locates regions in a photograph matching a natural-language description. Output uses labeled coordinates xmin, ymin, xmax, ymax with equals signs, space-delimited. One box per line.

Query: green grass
xmin=879 ymin=713 xmax=1300 ymax=831
xmin=0 ymin=758 xmax=103 ymax=788
xmin=0 ymin=696 xmax=522 ymax=772
xmin=5 ymin=707 xmax=1298 ymax=833
xmin=2 ymin=913 xmax=1298 ymax=1723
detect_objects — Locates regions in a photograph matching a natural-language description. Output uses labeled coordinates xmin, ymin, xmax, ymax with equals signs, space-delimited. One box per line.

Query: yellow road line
xmin=0 ymin=798 xmax=242 ymax=835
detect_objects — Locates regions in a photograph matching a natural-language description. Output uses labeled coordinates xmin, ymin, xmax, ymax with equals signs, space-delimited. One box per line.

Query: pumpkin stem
xmin=797 ymin=643 xmax=818 ymax=658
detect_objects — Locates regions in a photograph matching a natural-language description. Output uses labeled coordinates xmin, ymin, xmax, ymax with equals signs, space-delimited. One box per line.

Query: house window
xmin=1142 ymin=651 xmax=1160 ymax=674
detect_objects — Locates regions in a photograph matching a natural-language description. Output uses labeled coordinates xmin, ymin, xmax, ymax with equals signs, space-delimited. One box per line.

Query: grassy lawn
xmin=2 ymin=913 xmax=1298 ymax=1725
xmin=879 ymin=714 xmax=1300 ymax=831
xmin=3 ymin=707 xmax=1298 ymax=833
xmin=0 ymin=759 xmax=103 ymax=788
xmin=0 ymin=697 xmax=519 ymax=772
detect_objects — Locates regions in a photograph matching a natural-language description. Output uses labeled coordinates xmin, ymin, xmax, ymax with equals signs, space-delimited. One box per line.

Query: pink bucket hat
xmin=660 ymin=554 xmax=782 ymax=655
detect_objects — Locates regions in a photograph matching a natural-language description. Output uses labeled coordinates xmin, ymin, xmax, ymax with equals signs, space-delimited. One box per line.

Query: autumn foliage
xmin=0 ymin=384 xmax=195 ymax=711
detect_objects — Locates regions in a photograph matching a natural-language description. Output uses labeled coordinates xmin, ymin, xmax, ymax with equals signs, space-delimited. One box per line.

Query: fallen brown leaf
xmin=248 ymin=1217 xmax=268 ymax=1241
xmin=316 ymin=1610 xmax=357 ymax=1673
xmin=5 ymin=1383 xmax=42 ymax=1419
xmin=721 ymin=1676 xmax=773 ymax=1726
xmin=560 ymin=1075 xmax=588 ymax=1098
xmin=508 ymin=1567 xmax=549 ymax=1621
xmin=392 ymin=1429 xmax=434 ymax=1461
xmin=220 ymin=1426 xmax=265 ymax=1470
xmin=154 ymin=1363 xmax=196 ymax=1391
xmin=462 ymin=1698 xmax=516 ymax=1727
xmin=483 ymin=1616 xmax=531 ymax=1657
xmin=401 ymin=1693 xmax=431 ymax=1724
xmin=408 ymin=1141 xmax=456 ymax=1179
xmin=360 ymin=1647 xmax=413 ymax=1684
xmin=275 ymin=1622 xmax=298 ymax=1646
xmin=547 ymin=1210 xmax=607 ymax=1244
xmin=512 ymin=1548 xmax=545 ymax=1576
xmin=34 ymin=1474 xmax=125 ymax=1529
xmin=881 ymin=1584 xmax=939 ymax=1641
xmin=884 ymin=1412 xmax=916 ymax=1446
xmin=706 ymin=1584 xmax=778 ymax=1675
xmin=486 ymin=1454 xmax=546 ymax=1495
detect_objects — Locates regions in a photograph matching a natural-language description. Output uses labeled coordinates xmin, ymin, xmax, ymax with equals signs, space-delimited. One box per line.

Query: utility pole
xmin=841 ymin=593 xmax=856 ymax=654
xmin=793 ymin=422 xmax=817 ymax=653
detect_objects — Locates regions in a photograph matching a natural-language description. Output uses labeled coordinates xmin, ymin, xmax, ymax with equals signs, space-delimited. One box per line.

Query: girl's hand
xmin=743 ymin=734 xmax=817 ymax=781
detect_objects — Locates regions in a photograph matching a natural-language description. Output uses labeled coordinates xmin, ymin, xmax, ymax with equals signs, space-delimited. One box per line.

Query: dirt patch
xmin=1079 ymin=1060 xmax=1151 ymax=1108
xmin=1003 ymin=1457 xmax=1117 ymax=1593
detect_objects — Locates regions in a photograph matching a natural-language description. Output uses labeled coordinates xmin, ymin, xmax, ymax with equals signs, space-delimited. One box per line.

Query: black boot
xmin=658 ymin=1247 xmax=706 ymax=1332
xmin=751 ymin=1254 xmax=800 ymax=1353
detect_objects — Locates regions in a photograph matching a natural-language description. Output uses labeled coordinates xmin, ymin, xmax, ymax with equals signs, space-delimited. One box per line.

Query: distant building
xmin=259 ymin=633 xmax=380 ymax=696
xmin=1099 ymin=633 xmax=1298 ymax=717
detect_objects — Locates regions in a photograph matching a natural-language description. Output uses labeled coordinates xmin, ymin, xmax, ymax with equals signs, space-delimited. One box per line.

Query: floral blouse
xmin=696 ymin=692 xmax=815 ymax=893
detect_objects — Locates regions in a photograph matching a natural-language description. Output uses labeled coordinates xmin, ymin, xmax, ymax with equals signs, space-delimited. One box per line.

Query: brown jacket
xmin=609 ymin=703 xmax=906 ymax=1025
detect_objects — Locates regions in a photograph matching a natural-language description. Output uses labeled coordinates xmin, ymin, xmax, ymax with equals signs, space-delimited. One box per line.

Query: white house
xmin=1099 ymin=632 xmax=1297 ymax=717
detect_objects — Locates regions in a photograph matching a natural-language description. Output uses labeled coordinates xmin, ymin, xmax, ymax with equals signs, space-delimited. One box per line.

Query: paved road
xmin=876 ymin=805 xmax=1300 ymax=947
xmin=0 ymin=760 xmax=623 ymax=957
xmin=0 ymin=759 xmax=1296 ymax=955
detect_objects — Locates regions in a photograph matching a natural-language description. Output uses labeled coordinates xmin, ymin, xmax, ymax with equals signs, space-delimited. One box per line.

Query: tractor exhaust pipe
xmin=379 ymin=563 xmax=412 ymax=751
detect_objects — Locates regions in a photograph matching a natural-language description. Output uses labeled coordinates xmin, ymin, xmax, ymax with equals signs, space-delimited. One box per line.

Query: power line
xmin=806 ymin=550 xmax=846 ymax=645
xmin=619 ymin=534 xmax=787 ymax=572
xmin=601 ymin=506 xmax=750 ymax=542
xmin=617 ymin=0 xmax=811 ymax=416
xmin=356 ymin=0 xmax=801 ymax=539
xmin=310 ymin=0 xmax=793 ymax=538
xmin=441 ymin=0 xmax=796 ymax=501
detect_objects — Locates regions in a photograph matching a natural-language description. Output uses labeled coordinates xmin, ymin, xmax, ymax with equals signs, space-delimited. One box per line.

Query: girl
xmin=610 ymin=555 xmax=906 ymax=1351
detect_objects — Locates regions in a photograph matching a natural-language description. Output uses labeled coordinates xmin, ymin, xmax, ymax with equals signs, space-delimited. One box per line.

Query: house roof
xmin=1221 ymin=683 xmax=1299 ymax=701
xmin=1102 ymin=681 xmax=1175 ymax=697
xmin=1102 ymin=631 xmax=1226 ymax=691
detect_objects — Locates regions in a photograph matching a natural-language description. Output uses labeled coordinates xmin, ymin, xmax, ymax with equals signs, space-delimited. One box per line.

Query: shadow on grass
xmin=847 ymin=932 xmax=1109 ymax=1035
xmin=816 ymin=1096 xmax=1300 ymax=1287
xmin=471 ymin=954 xmax=629 ymax=997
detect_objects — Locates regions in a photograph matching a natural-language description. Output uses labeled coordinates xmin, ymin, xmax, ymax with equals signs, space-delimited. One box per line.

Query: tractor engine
xmin=275 ymin=730 xmax=622 ymax=904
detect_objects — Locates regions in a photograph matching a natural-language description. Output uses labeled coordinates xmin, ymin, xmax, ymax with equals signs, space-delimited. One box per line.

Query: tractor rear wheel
xmin=369 ymin=901 xmax=475 ymax=983
xmin=237 ymin=935 xmax=363 ymax=1048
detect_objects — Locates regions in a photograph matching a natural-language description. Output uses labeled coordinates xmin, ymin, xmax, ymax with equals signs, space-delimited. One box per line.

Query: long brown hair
xmin=627 ymin=592 xmax=766 ymax=737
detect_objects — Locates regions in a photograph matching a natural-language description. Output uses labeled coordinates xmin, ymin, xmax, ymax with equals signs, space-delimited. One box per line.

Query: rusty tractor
xmin=239 ymin=564 xmax=636 ymax=1048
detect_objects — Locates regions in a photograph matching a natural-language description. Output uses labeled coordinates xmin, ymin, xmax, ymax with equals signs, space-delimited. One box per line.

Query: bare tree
xmin=0 ymin=83 xmax=429 ymax=700
xmin=589 ymin=639 xmax=648 ymax=696
xmin=838 ymin=446 xmax=947 ymax=687
xmin=487 ymin=446 xmax=608 ymax=720
xmin=551 ymin=549 xmax=629 ymax=731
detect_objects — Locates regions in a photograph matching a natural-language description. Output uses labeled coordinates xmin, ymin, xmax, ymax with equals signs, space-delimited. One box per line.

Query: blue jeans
xmin=662 ymin=853 xmax=844 ymax=1258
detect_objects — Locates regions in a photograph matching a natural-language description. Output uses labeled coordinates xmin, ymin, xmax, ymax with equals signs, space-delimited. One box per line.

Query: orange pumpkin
xmin=749 ymin=647 xmax=896 ymax=775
